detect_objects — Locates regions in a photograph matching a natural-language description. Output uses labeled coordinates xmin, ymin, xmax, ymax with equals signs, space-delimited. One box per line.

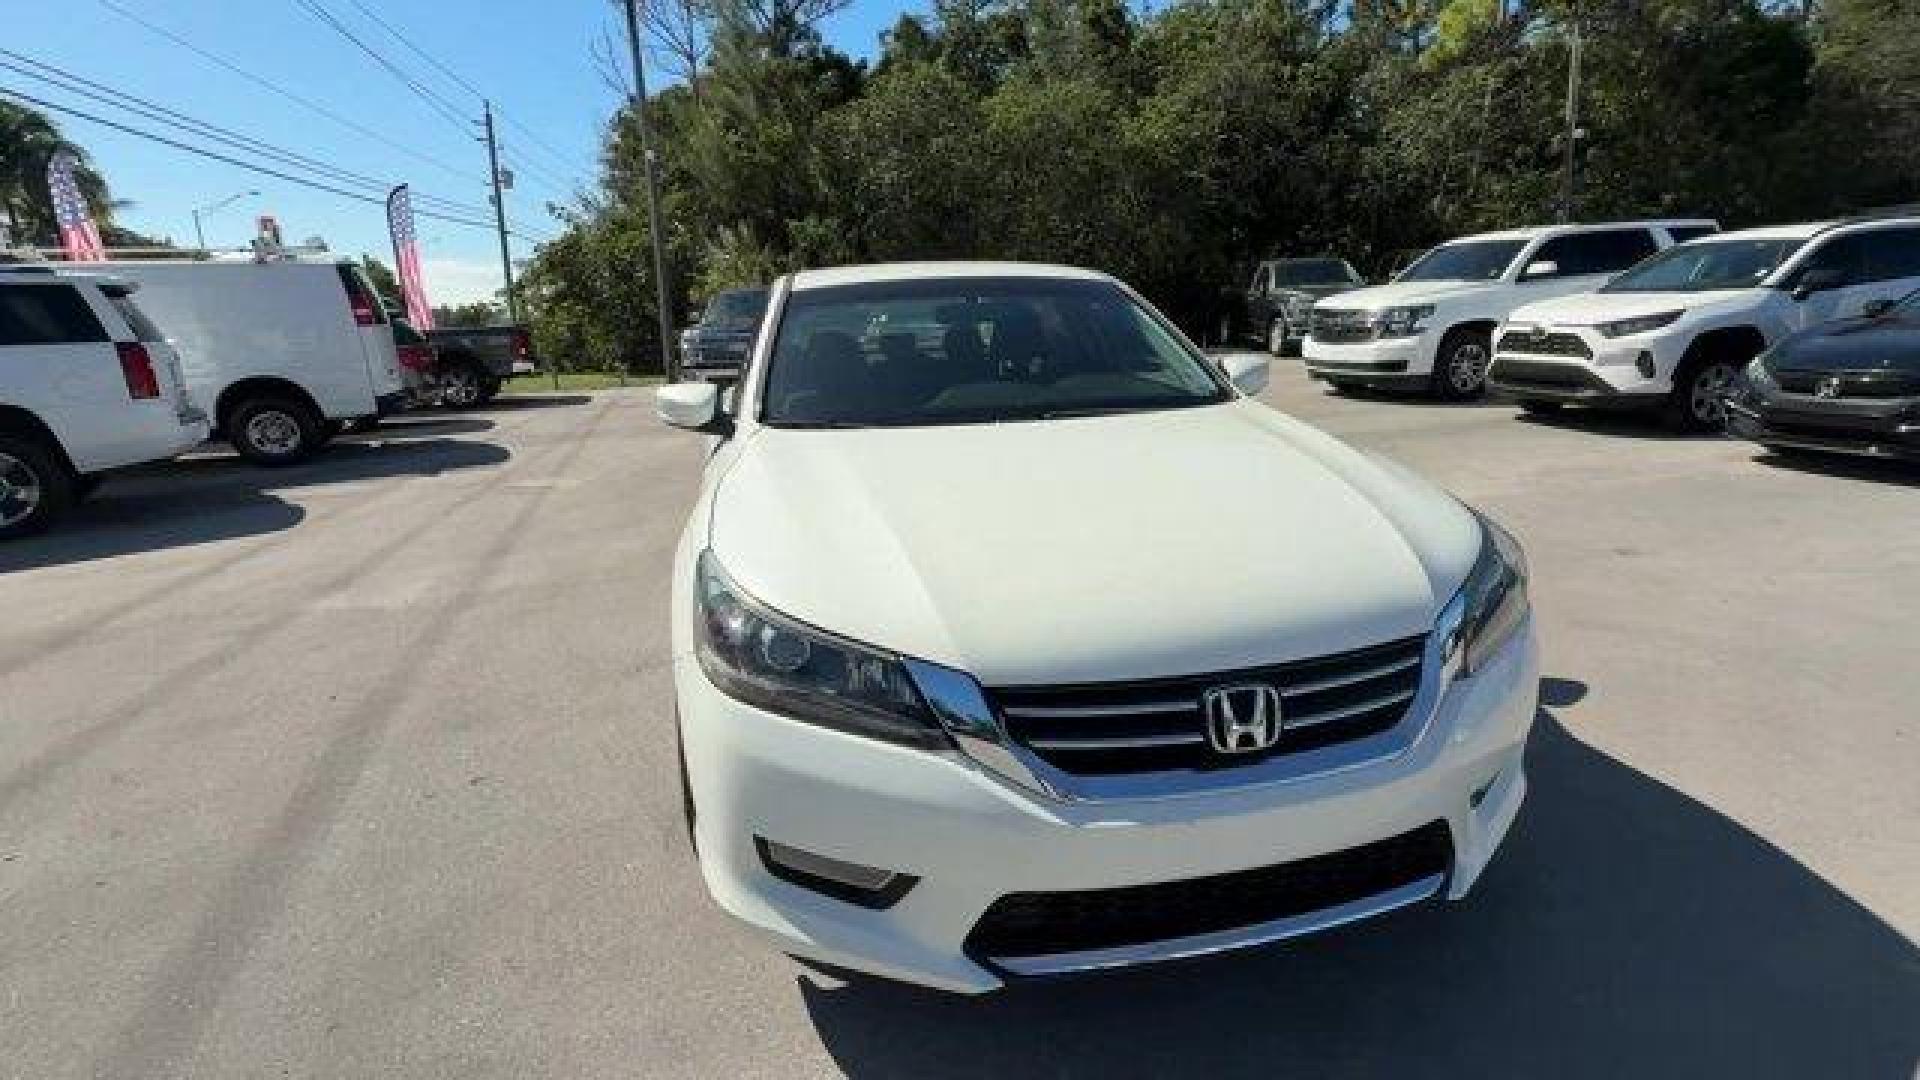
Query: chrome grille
xmin=1310 ymin=309 xmax=1378 ymax=345
xmin=992 ymin=636 xmax=1426 ymax=776
xmin=1496 ymin=330 xmax=1592 ymax=359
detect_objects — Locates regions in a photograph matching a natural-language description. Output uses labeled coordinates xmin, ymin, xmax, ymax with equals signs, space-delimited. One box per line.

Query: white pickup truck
xmin=1303 ymin=219 xmax=1718 ymax=399
xmin=0 ymin=269 xmax=208 ymax=539
xmin=1489 ymin=214 xmax=1920 ymax=430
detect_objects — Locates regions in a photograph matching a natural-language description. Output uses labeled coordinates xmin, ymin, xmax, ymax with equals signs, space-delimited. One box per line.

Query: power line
xmin=291 ymin=0 xmax=476 ymax=135
xmin=329 ymin=0 xmax=593 ymax=180
xmin=94 ymin=0 xmax=480 ymax=187
xmin=0 ymin=49 xmax=488 ymax=218
xmin=498 ymin=147 xmax=576 ymax=199
xmin=0 ymin=85 xmax=545 ymax=239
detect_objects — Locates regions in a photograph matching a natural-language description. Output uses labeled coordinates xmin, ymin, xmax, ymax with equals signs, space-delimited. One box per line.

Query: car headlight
xmin=1376 ymin=305 xmax=1434 ymax=337
xmin=1595 ymin=310 xmax=1683 ymax=338
xmin=1446 ymin=513 xmax=1530 ymax=679
xmin=694 ymin=551 xmax=950 ymax=751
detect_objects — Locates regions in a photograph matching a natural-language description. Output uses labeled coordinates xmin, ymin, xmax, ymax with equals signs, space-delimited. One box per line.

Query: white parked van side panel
xmin=90 ymin=262 xmax=381 ymax=423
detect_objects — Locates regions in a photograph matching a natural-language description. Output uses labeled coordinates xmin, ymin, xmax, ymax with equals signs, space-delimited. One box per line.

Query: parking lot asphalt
xmin=1 ymin=365 xmax=1915 ymax=1078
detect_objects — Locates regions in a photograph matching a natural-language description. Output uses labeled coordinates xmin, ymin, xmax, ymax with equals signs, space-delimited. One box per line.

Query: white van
xmin=1 ymin=270 xmax=208 ymax=539
xmin=93 ymin=259 xmax=406 ymax=465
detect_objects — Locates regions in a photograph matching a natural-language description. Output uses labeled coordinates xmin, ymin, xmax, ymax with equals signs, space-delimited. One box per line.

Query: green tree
xmin=0 ymin=100 xmax=115 ymax=247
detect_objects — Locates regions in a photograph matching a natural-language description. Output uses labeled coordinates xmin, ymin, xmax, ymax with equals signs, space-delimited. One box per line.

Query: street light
xmin=192 ymin=189 xmax=260 ymax=251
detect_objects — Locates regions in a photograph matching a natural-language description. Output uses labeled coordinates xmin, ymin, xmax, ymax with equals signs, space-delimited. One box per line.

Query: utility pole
xmin=1558 ymin=18 xmax=1583 ymax=224
xmin=623 ymin=0 xmax=679 ymax=381
xmin=482 ymin=100 xmax=520 ymax=322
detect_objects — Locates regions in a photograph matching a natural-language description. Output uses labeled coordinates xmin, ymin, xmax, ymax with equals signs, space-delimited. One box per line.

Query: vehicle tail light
xmin=512 ymin=330 xmax=530 ymax=359
xmin=349 ymin=294 xmax=380 ymax=326
xmin=397 ymin=344 xmax=435 ymax=372
xmin=117 ymin=342 xmax=161 ymax=400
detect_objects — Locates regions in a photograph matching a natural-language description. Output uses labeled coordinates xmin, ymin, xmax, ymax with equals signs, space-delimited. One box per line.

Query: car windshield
xmin=706 ymin=288 xmax=767 ymax=327
xmin=760 ymin=277 xmax=1228 ymax=428
xmin=1395 ymin=240 xmax=1527 ymax=282
xmin=1272 ymin=259 xmax=1356 ymax=287
xmin=1603 ymin=238 xmax=1804 ymax=293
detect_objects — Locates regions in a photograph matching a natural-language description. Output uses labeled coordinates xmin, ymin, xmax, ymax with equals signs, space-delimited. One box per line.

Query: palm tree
xmin=0 ymin=99 xmax=114 ymax=246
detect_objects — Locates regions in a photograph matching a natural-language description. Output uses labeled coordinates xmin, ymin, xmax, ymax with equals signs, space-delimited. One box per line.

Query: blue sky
xmin=5 ymin=0 xmax=909 ymax=303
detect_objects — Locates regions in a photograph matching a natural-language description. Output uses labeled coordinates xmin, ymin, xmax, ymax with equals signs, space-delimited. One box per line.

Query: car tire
xmin=1667 ymin=356 xmax=1741 ymax=434
xmin=1518 ymin=400 xmax=1563 ymax=416
xmin=315 ymin=419 xmax=345 ymax=448
xmin=1429 ymin=327 xmax=1493 ymax=400
xmin=441 ymin=364 xmax=487 ymax=409
xmin=0 ymin=432 xmax=74 ymax=540
xmin=1267 ymin=318 xmax=1289 ymax=356
xmin=228 ymin=396 xmax=321 ymax=467
xmin=476 ymin=375 xmax=502 ymax=406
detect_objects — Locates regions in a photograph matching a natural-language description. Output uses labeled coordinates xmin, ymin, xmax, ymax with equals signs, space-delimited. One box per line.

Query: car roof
xmin=789 ymin=261 xmax=1113 ymax=292
xmin=1689 ymin=221 xmax=1832 ymax=242
xmin=1442 ymin=219 xmax=1718 ymax=245
xmin=0 ymin=267 xmax=131 ymax=290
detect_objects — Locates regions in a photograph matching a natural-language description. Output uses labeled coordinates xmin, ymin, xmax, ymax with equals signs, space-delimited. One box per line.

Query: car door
xmin=1515 ymin=229 xmax=1661 ymax=302
xmin=1858 ymin=226 xmax=1920 ymax=315
xmin=1782 ymin=233 xmax=1878 ymax=332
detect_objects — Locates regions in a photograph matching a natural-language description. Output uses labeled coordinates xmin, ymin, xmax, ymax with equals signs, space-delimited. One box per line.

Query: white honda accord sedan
xmin=657 ymin=262 xmax=1539 ymax=993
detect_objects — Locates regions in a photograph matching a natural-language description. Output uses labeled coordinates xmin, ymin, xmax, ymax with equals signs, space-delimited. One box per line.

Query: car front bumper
xmin=675 ymin=618 xmax=1540 ymax=993
xmin=1725 ymin=397 xmax=1920 ymax=459
xmin=1302 ymin=333 xmax=1433 ymax=382
xmin=1489 ymin=324 xmax=1688 ymax=402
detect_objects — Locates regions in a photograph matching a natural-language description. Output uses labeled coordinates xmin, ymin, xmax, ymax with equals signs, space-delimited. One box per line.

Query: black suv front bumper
xmin=1725 ymin=396 xmax=1920 ymax=460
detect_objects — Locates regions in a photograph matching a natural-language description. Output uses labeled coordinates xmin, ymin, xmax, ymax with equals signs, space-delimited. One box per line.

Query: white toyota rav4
xmin=1304 ymin=219 xmax=1715 ymax=399
xmin=657 ymin=263 xmax=1539 ymax=993
xmin=1488 ymin=215 xmax=1920 ymax=430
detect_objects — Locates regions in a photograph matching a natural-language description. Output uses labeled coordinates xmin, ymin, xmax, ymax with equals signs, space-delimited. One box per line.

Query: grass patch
xmin=502 ymin=371 xmax=661 ymax=394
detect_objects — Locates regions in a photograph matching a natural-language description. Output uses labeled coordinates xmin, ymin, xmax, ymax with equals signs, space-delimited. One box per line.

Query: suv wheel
xmin=1267 ymin=317 xmax=1289 ymax=356
xmin=0 ymin=433 xmax=73 ymax=540
xmin=441 ymin=364 xmax=486 ymax=409
xmin=229 ymin=397 xmax=320 ymax=467
xmin=1670 ymin=358 xmax=1740 ymax=433
xmin=1431 ymin=328 xmax=1492 ymax=400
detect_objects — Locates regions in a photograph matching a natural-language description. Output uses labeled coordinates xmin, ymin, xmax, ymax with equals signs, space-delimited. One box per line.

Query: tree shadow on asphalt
xmin=0 ymin=438 xmax=510 ymax=574
xmin=797 ymin=697 xmax=1919 ymax=1079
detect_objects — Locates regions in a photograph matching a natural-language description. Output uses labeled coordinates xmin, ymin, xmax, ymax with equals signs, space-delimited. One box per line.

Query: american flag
xmin=47 ymin=150 xmax=105 ymax=262
xmin=386 ymin=185 xmax=434 ymax=330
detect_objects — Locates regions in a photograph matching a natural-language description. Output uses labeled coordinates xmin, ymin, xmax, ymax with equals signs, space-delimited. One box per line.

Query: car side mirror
xmin=656 ymin=382 xmax=729 ymax=434
xmin=1221 ymin=354 xmax=1270 ymax=396
xmin=1863 ymin=296 xmax=1897 ymax=318
xmin=1521 ymin=260 xmax=1559 ymax=281
xmin=1791 ymin=265 xmax=1844 ymax=302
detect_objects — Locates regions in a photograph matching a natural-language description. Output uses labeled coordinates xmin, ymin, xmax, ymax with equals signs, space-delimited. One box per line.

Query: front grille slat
xmin=992 ymin=635 xmax=1426 ymax=777
xmin=1774 ymin=369 xmax=1920 ymax=399
xmin=1497 ymin=330 xmax=1592 ymax=359
xmin=1310 ymin=309 xmax=1378 ymax=344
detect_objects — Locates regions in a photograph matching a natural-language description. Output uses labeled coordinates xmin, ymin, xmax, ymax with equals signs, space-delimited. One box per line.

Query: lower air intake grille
xmin=966 ymin=821 xmax=1452 ymax=965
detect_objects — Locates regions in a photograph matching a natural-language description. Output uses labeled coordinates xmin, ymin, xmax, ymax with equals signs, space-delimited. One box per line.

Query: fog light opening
xmin=756 ymin=837 xmax=918 ymax=909
xmin=1635 ymin=351 xmax=1656 ymax=379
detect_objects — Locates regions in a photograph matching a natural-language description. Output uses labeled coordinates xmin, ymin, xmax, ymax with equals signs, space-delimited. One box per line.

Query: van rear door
xmin=335 ymin=263 xmax=405 ymax=404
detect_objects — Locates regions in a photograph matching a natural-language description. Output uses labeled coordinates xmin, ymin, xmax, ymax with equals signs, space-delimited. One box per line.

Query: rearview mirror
xmin=656 ymin=382 xmax=728 ymax=433
xmin=1863 ymin=296 xmax=1897 ymax=318
xmin=1221 ymin=354 xmax=1270 ymax=396
xmin=1521 ymin=260 xmax=1559 ymax=281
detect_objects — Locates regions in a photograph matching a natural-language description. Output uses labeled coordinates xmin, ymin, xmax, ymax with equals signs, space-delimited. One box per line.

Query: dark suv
xmin=1725 ymin=288 xmax=1920 ymax=460
xmin=679 ymin=286 xmax=768 ymax=379
xmin=1236 ymin=258 xmax=1364 ymax=355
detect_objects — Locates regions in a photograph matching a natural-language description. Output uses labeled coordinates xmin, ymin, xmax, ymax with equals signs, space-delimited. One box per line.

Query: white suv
xmin=1304 ymin=219 xmax=1716 ymax=399
xmin=655 ymin=262 xmax=1539 ymax=993
xmin=1489 ymin=215 xmax=1920 ymax=430
xmin=0 ymin=270 xmax=208 ymax=539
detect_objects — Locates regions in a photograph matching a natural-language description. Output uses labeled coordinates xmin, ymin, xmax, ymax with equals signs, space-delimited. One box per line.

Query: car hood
xmin=1507 ymin=289 xmax=1753 ymax=327
xmin=684 ymin=323 xmax=756 ymax=342
xmin=708 ymin=402 xmax=1480 ymax=686
xmin=1770 ymin=314 xmax=1920 ymax=372
xmin=1314 ymin=280 xmax=1498 ymax=311
xmin=1276 ymin=283 xmax=1358 ymax=301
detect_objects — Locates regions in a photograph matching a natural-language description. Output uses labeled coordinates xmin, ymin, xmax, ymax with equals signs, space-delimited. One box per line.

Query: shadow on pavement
xmin=1515 ymin=406 xmax=1695 ymax=441
xmin=1320 ymin=382 xmax=1519 ymax=410
xmin=351 ymin=415 xmax=497 ymax=440
xmin=1 ymin=439 xmax=509 ymax=574
xmin=473 ymin=393 xmax=594 ymax=411
xmin=798 ymin=706 xmax=1919 ymax=1079
xmin=1751 ymin=448 xmax=1920 ymax=489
